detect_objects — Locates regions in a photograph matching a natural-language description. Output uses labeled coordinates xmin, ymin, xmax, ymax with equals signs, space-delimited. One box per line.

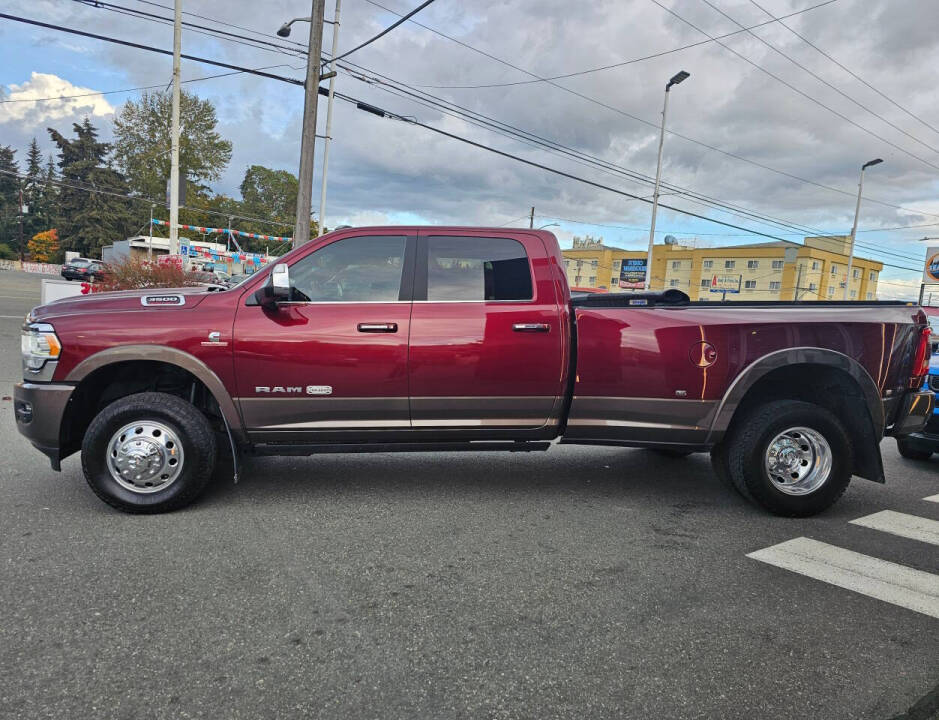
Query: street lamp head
xmin=276 ymin=22 xmax=292 ymax=37
xmin=667 ymin=70 xmax=690 ymax=90
xmin=538 ymin=223 xmax=560 ymax=230
xmin=862 ymin=158 xmax=883 ymax=170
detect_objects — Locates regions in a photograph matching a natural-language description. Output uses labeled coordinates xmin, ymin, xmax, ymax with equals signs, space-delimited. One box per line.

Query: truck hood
xmin=29 ymin=286 xmax=218 ymax=321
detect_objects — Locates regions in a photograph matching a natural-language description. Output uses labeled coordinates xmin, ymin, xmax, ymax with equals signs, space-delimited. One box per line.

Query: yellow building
xmin=561 ymin=235 xmax=882 ymax=301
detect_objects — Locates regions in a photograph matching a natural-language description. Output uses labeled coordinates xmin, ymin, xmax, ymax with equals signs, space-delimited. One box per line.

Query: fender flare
xmin=66 ymin=345 xmax=246 ymax=440
xmin=705 ymin=346 xmax=884 ymax=444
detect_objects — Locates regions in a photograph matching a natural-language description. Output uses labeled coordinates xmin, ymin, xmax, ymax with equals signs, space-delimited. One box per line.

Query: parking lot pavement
xmin=0 ymin=270 xmax=936 ymax=720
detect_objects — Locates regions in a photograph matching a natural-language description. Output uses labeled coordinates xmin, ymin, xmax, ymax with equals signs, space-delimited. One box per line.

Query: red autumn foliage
xmin=93 ymin=257 xmax=206 ymax=292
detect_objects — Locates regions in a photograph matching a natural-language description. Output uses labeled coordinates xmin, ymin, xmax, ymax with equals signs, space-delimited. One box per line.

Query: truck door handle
xmin=357 ymin=323 xmax=398 ymax=333
xmin=513 ymin=323 xmax=551 ymax=333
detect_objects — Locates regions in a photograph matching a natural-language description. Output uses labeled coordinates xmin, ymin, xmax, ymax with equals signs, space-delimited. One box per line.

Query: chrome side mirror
xmin=257 ymin=263 xmax=290 ymax=309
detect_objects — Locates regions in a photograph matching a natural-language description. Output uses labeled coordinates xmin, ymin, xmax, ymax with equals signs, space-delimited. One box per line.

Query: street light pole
xmin=168 ymin=0 xmax=182 ymax=256
xmin=646 ymin=70 xmax=689 ymax=291
xmin=317 ymin=0 xmax=342 ymax=237
xmin=290 ymin=0 xmax=326 ymax=249
xmin=844 ymin=158 xmax=882 ymax=300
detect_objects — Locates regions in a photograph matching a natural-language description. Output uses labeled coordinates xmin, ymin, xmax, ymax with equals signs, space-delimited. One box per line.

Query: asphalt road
xmin=0 ymin=270 xmax=936 ymax=720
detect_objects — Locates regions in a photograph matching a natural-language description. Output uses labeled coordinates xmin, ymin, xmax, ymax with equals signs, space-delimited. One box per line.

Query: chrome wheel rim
xmin=764 ymin=426 xmax=832 ymax=496
xmin=106 ymin=420 xmax=184 ymax=494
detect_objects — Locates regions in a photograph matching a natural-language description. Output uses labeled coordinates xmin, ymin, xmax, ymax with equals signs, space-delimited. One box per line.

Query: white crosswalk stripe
xmin=747 ymin=537 xmax=939 ymax=620
xmin=850 ymin=510 xmax=939 ymax=546
xmin=924 ymin=494 xmax=939 ymax=504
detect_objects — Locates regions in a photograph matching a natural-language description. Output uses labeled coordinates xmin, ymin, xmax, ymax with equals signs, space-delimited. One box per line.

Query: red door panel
xmin=408 ymin=232 xmax=564 ymax=429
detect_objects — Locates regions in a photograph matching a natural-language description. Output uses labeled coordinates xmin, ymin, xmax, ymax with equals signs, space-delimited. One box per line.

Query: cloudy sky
xmin=2 ymin=0 xmax=939 ymax=298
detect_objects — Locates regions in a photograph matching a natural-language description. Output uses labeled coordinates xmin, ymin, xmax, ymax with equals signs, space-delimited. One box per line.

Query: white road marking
xmin=0 ymin=314 xmax=26 ymax=318
xmin=850 ymin=510 xmax=939 ymax=546
xmin=925 ymin=494 xmax=939 ymax=504
xmin=747 ymin=537 xmax=939 ymax=620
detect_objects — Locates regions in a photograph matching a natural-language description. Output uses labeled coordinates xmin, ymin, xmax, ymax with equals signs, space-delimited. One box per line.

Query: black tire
xmin=721 ymin=399 xmax=852 ymax=517
xmin=896 ymin=437 xmax=932 ymax=461
xmin=81 ymin=392 xmax=217 ymax=513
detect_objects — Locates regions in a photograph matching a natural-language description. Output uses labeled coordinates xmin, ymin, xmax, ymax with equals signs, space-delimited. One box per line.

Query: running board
xmin=250 ymin=441 xmax=552 ymax=456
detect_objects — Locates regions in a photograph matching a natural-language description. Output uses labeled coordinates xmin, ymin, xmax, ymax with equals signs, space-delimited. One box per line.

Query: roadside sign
xmin=709 ymin=274 xmax=741 ymax=293
xmin=619 ymin=258 xmax=647 ymax=289
xmin=924 ymin=246 xmax=939 ymax=284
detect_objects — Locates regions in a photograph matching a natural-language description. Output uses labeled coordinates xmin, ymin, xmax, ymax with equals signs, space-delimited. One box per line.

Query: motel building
xmin=561 ymin=235 xmax=883 ymax=301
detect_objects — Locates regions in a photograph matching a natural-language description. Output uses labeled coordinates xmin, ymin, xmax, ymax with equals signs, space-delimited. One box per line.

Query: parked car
xmin=61 ymin=258 xmax=107 ymax=282
xmin=16 ymin=226 xmax=933 ymax=515
xmin=896 ymin=353 xmax=939 ymax=460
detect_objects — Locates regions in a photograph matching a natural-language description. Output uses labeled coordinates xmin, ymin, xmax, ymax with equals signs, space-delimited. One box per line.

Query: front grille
xmin=929 ymin=375 xmax=939 ymax=393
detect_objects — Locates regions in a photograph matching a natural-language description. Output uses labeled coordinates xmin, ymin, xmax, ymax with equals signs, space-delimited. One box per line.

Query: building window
xmin=575 ymin=276 xmax=582 ymax=285
xmin=811 ymin=261 xmax=820 ymax=271
xmin=809 ymin=282 xmax=818 ymax=292
xmin=747 ymin=260 xmax=759 ymax=270
xmin=669 ymin=279 xmax=680 ymax=287
xmin=590 ymin=260 xmax=598 ymax=268
xmin=744 ymin=280 xmax=757 ymax=289
xmin=671 ymin=260 xmax=681 ymax=270
xmin=588 ymin=276 xmax=596 ymax=286
xmin=769 ymin=281 xmax=781 ymax=291
xmin=771 ymin=260 xmax=784 ymax=270
xmin=830 ymin=264 xmax=838 ymax=275
xmin=827 ymin=286 xmax=834 ymax=298
xmin=702 ymin=259 xmax=713 ymax=269
xmin=867 ymin=292 xmax=873 ymax=300
xmin=611 ymin=276 xmax=618 ymax=287
xmin=850 ymin=290 xmax=857 ymax=299
xmin=612 ymin=260 xmax=620 ymax=270
xmin=700 ymin=278 xmax=710 ymax=288
xmin=853 ymin=269 xmax=860 ymax=279
xmin=869 ymin=271 xmax=877 ymax=282
xmin=725 ymin=260 xmax=735 ymax=269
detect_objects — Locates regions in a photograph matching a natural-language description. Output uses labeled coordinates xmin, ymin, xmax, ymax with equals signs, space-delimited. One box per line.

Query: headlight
xmin=21 ymin=322 xmax=61 ymax=373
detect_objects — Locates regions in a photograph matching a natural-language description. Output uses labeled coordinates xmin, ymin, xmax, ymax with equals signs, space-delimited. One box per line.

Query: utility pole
xmin=795 ymin=263 xmax=803 ymax=301
xmin=529 ymin=206 xmax=534 ymax=229
xmin=317 ymin=0 xmax=342 ymax=237
xmin=168 ymin=0 xmax=182 ymax=256
xmin=646 ymin=70 xmax=689 ymax=291
xmin=148 ymin=204 xmax=154 ymax=260
xmin=293 ymin=0 xmax=327 ymax=248
xmin=844 ymin=158 xmax=883 ymax=300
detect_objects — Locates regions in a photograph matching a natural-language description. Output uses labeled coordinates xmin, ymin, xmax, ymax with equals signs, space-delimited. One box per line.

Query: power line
xmin=747 ymin=0 xmax=939 ymax=140
xmin=404 ymin=0 xmax=839 ymax=89
xmin=329 ymin=0 xmax=438 ymax=64
xmin=354 ymin=0 xmax=939 ymax=221
xmin=74 ymin=0 xmax=308 ymax=60
xmin=649 ymin=0 xmax=939 ymax=174
xmin=4 ymin=11 xmax=927 ymax=270
xmin=340 ymin=60 xmax=929 ymax=264
xmin=0 ymin=65 xmax=293 ymax=104
xmin=129 ymin=0 xmax=308 ymax=51
xmin=0 ymin=12 xmax=304 ymax=86
xmin=696 ymin=0 xmax=939 ymax=156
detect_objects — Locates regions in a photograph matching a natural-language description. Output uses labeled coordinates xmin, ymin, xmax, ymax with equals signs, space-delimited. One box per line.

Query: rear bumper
xmin=13 ymin=382 xmax=74 ymax=470
xmin=887 ymin=390 xmax=934 ymax=437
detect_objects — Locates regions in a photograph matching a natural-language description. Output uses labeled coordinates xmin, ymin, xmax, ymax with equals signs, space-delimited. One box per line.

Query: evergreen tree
xmin=48 ymin=118 xmax=134 ymax=257
xmin=0 ymin=145 xmax=20 ymax=253
xmin=22 ymin=138 xmax=50 ymax=240
xmin=42 ymin=155 xmax=59 ymax=229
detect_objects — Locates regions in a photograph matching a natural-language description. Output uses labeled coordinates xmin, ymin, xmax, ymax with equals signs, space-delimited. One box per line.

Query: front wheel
xmin=897 ymin=437 xmax=933 ymax=461
xmin=82 ymin=392 xmax=217 ymax=513
xmin=718 ymin=400 xmax=852 ymax=516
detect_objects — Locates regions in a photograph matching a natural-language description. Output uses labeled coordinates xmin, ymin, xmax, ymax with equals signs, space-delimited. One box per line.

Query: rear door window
xmin=424 ymin=236 xmax=533 ymax=301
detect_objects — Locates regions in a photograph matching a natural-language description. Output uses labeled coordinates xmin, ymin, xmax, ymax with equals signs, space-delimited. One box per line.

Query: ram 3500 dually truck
xmin=15 ymin=227 xmax=933 ymax=515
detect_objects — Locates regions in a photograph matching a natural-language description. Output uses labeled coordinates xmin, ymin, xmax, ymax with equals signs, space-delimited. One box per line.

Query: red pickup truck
xmin=15 ymin=227 xmax=933 ymax=516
